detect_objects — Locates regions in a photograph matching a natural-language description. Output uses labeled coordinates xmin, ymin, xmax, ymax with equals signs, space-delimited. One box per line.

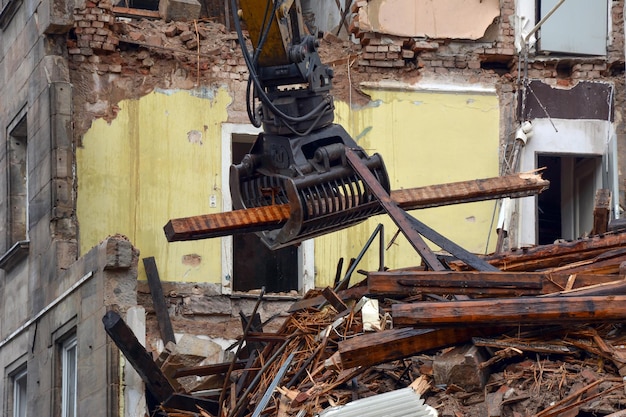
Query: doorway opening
xmin=231 ymin=133 xmax=299 ymax=293
xmin=536 ymin=154 xmax=602 ymax=245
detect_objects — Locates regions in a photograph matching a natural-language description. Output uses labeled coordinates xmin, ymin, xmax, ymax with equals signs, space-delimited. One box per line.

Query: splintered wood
xmin=146 ymin=229 xmax=626 ymax=417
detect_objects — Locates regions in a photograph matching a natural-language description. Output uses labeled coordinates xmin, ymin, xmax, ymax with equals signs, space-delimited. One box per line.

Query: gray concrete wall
xmin=0 ymin=235 xmax=138 ymax=417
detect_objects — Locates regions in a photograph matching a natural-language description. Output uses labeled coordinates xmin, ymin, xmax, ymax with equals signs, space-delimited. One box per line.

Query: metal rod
xmin=334 ymin=223 xmax=385 ymax=291
xmin=219 ymin=287 xmax=266 ymax=417
xmin=251 ymin=352 xmax=296 ymax=417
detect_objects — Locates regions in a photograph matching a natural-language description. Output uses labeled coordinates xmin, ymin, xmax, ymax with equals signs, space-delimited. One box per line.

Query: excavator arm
xmin=229 ymin=0 xmax=390 ymax=249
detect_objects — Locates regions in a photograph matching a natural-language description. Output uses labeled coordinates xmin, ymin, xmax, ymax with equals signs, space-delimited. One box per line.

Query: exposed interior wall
xmin=77 ymin=89 xmax=231 ymax=283
xmin=314 ymin=87 xmax=500 ymax=287
xmin=356 ymin=0 xmax=500 ymax=39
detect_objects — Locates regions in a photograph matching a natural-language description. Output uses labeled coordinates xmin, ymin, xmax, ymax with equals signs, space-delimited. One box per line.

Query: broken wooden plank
xmin=173 ymin=360 xmax=247 ymax=378
xmin=541 ymin=278 xmax=626 ymax=297
xmin=367 ymin=270 xmax=624 ymax=297
xmin=143 ymin=257 xmax=176 ymax=345
xmin=392 ymin=295 xmax=626 ymax=327
xmin=337 ymin=326 xmax=504 ymax=368
xmin=464 ymin=231 xmax=626 ymax=272
xmin=539 ymin=248 xmax=626 ymax=275
xmin=165 ymin=172 xmax=548 ymax=242
xmin=472 ymin=337 xmax=577 ymax=355
xmin=102 ymin=310 xmax=177 ymax=401
xmin=321 ymin=286 xmax=348 ymax=312
xmin=592 ymin=189 xmax=611 ymax=235
xmin=287 ymin=285 xmax=368 ymax=312
xmin=112 ymin=6 xmax=161 ymax=18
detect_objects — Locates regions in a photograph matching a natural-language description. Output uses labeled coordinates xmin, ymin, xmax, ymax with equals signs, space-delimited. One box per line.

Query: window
xmin=0 ymin=112 xmax=29 ymax=270
xmin=61 ymin=336 xmax=77 ymax=417
xmin=220 ymin=124 xmax=315 ymax=295
xmin=537 ymin=0 xmax=608 ymax=56
xmin=7 ymin=115 xmax=28 ymax=247
xmin=10 ymin=367 xmax=27 ymax=417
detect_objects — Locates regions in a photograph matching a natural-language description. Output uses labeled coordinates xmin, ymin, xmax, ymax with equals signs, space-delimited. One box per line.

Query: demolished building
xmin=1 ymin=0 xmax=626 ymax=416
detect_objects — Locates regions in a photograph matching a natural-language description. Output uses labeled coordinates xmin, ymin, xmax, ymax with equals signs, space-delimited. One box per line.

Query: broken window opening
xmin=231 ymin=133 xmax=299 ymax=293
xmin=537 ymin=154 xmax=602 ymax=245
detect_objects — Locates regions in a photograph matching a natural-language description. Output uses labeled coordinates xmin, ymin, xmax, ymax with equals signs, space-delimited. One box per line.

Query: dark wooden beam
xmin=322 ymin=286 xmax=349 ymax=312
xmin=468 ymin=231 xmax=626 ymax=272
xmin=102 ymin=310 xmax=176 ymax=401
xmin=143 ymin=257 xmax=176 ymax=345
xmin=367 ymin=271 xmax=624 ymax=297
xmin=338 ymin=326 xmax=504 ymax=368
xmin=392 ymin=295 xmax=626 ymax=327
xmin=112 ymin=6 xmax=161 ymax=18
xmin=592 ymin=189 xmax=611 ymax=235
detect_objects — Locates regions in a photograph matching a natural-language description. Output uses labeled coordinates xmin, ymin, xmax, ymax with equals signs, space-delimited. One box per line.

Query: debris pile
xmin=106 ymin=226 xmax=626 ymax=417
xmin=103 ymin=170 xmax=626 ymax=416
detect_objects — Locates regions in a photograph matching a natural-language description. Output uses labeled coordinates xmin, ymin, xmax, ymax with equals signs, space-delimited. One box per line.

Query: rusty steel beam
xmin=165 ymin=172 xmax=548 ymax=243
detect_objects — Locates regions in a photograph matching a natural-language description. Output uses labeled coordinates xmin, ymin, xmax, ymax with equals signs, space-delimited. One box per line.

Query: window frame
xmin=1 ymin=108 xmax=29 ymax=271
xmin=12 ymin=367 xmax=27 ymax=417
xmin=60 ymin=335 xmax=78 ymax=417
xmin=220 ymin=123 xmax=315 ymax=296
xmin=515 ymin=0 xmax=611 ymax=56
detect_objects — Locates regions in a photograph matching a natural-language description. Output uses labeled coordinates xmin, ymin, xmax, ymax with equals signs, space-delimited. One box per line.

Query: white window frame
xmin=12 ymin=367 xmax=27 ymax=417
xmin=516 ymin=119 xmax=616 ymax=246
xmin=61 ymin=336 xmax=77 ymax=417
xmin=220 ymin=123 xmax=315 ymax=295
xmin=514 ymin=0 xmax=612 ymax=55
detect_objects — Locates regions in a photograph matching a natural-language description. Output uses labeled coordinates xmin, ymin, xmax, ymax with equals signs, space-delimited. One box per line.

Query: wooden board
xmin=338 ymin=326 xmax=504 ymax=368
xmin=367 ymin=271 xmax=623 ymax=297
xmin=392 ymin=295 xmax=626 ymax=327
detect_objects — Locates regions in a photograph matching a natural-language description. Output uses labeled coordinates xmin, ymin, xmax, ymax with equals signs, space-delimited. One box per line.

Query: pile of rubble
xmin=106 ymin=225 xmax=626 ymax=417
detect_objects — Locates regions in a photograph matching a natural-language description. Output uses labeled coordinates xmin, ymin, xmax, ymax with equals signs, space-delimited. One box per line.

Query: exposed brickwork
xmin=68 ymin=0 xmax=119 ymax=57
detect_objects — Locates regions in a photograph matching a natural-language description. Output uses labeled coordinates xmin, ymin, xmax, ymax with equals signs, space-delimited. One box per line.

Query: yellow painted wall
xmin=77 ymin=86 xmax=499 ymax=289
xmin=314 ymin=88 xmax=500 ymax=288
xmin=77 ymin=88 xmax=231 ymax=283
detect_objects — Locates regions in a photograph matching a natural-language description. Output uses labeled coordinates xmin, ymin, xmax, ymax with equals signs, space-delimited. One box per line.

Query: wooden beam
xmin=338 ymin=326 xmax=503 ymax=368
xmin=143 ymin=257 xmax=176 ymax=345
xmin=102 ymin=310 xmax=176 ymax=401
xmin=321 ymin=286 xmax=349 ymax=312
xmin=391 ymin=172 xmax=549 ymax=211
xmin=164 ymin=204 xmax=289 ymax=242
xmin=392 ymin=295 xmax=626 ymax=327
xmin=592 ymin=189 xmax=611 ymax=235
xmin=112 ymin=6 xmax=161 ymax=18
xmin=165 ymin=172 xmax=548 ymax=242
xmin=367 ymin=271 xmax=623 ymax=297
xmin=466 ymin=231 xmax=626 ymax=272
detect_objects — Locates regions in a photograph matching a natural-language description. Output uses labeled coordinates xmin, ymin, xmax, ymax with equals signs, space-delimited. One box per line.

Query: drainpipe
xmin=495 ymin=121 xmax=533 ymax=252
